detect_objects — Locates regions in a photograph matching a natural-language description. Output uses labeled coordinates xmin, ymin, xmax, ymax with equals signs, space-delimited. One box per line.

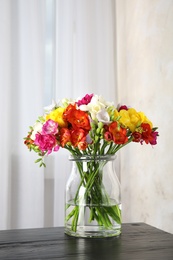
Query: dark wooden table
xmin=0 ymin=223 xmax=173 ymax=260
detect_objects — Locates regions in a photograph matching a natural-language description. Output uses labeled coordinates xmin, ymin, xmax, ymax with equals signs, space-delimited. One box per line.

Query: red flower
xmin=104 ymin=131 xmax=113 ymax=141
xmin=141 ymin=123 xmax=158 ymax=145
xmin=132 ymin=132 xmax=142 ymax=143
xmin=108 ymin=122 xmax=128 ymax=144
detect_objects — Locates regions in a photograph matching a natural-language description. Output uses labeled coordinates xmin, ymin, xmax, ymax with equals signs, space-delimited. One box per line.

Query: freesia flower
xmin=118 ymin=105 xmax=128 ymax=111
xmin=42 ymin=119 xmax=58 ymax=135
xmin=24 ymin=133 xmax=34 ymax=148
xmin=118 ymin=108 xmax=152 ymax=132
xmin=70 ymin=128 xmax=88 ymax=150
xmin=44 ymin=99 xmax=58 ymax=112
xmin=59 ymin=128 xmax=71 ymax=147
xmin=34 ymin=133 xmax=59 ymax=154
xmin=141 ymin=123 xmax=158 ymax=145
xmin=149 ymin=131 xmax=159 ymax=145
xmin=30 ymin=122 xmax=43 ymax=140
xmin=76 ymin=93 xmax=93 ymax=106
xmin=132 ymin=132 xmax=142 ymax=143
xmin=64 ymin=104 xmax=91 ymax=131
xmin=108 ymin=122 xmax=128 ymax=144
xmin=104 ymin=131 xmax=113 ymax=142
xmin=79 ymin=95 xmax=112 ymax=121
xmin=46 ymin=107 xmax=68 ymax=128
xmin=96 ymin=109 xmax=111 ymax=124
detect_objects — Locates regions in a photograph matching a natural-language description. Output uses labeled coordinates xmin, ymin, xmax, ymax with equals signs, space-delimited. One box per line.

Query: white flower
xmin=96 ymin=109 xmax=111 ymax=124
xmin=44 ymin=100 xmax=57 ymax=112
xmin=80 ymin=95 xmax=112 ymax=120
xmin=30 ymin=122 xmax=43 ymax=140
xmin=61 ymin=98 xmax=75 ymax=106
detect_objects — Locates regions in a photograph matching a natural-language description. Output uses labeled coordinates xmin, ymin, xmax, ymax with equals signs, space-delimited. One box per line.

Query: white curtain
xmin=0 ymin=0 xmax=117 ymax=230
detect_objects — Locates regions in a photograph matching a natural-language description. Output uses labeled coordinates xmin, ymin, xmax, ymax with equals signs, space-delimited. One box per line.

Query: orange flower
xmin=109 ymin=122 xmax=128 ymax=145
xmin=59 ymin=128 xmax=71 ymax=147
xmin=63 ymin=104 xmax=76 ymax=119
xmin=71 ymin=129 xmax=88 ymax=150
xmin=24 ymin=134 xmax=34 ymax=149
xmin=64 ymin=105 xmax=91 ymax=131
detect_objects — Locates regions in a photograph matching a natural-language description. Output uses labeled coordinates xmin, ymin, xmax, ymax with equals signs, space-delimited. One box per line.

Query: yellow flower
xmin=113 ymin=109 xmax=119 ymax=120
xmin=118 ymin=108 xmax=140 ymax=132
xmin=138 ymin=112 xmax=153 ymax=128
xmin=118 ymin=109 xmax=131 ymax=130
xmin=118 ymin=108 xmax=153 ymax=132
xmin=46 ymin=107 xmax=68 ymax=127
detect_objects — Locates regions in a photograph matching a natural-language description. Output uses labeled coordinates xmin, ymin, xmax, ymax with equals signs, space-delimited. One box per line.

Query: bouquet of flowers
xmin=24 ymin=93 xmax=159 ymax=237
xmin=24 ymin=93 xmax=158 ymax=164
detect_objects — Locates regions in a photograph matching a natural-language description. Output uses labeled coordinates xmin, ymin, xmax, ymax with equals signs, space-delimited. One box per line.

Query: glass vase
xmin=65 ymin=155 xmax=121 ymax=238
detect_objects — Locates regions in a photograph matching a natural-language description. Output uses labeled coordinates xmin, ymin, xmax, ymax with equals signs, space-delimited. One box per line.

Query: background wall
xmin=116 ymin=0 xmax=173 ymax=234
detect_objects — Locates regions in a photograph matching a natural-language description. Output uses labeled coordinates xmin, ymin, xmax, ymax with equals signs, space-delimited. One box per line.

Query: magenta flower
xmin=118 ymin=105 xmax=128 ymax=112
xmin=42 ymin=119 xmax=58 ymax=135
xmin=34 ymin=133 xmax=59 ymax=154
xmin=149 ymin=131 xmax=159 ymax=145
xmin=76 ymin=94 xmax=93 ymax=106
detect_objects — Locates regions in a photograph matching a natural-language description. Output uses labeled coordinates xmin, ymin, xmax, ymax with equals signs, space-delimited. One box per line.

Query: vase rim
xmin=69 ymin=154 xmax=117 ymax=162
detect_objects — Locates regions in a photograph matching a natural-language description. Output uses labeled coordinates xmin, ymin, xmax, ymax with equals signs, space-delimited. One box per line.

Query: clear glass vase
xmin=65 ymin=155 xmax=121 ymax=238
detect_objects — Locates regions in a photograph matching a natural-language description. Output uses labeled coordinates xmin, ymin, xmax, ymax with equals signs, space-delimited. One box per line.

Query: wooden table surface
xmin=0 ymin=223 xmax=173 ymax=260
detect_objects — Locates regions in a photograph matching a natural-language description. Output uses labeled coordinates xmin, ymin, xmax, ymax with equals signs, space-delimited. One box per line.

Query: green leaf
xmin=40 ymin=162 xmax=46 ymax=168
xmin=35 ymin=158 xmax=42 ymax=163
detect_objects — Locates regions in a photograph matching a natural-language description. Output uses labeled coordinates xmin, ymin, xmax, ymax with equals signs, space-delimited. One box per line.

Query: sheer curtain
xmin=0 ymin=0 xmax=117 ymax=230
xmin=0 ymin=0 xmax=46 ymax=230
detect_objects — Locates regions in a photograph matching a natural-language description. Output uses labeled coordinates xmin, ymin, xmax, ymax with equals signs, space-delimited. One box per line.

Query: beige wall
xmin=116 ymin=0 xmax=173 ymax=233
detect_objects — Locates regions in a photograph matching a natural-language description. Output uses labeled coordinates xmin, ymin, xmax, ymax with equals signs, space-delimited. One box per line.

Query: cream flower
xmin=30 ymin=122 xmax=43 ymax=140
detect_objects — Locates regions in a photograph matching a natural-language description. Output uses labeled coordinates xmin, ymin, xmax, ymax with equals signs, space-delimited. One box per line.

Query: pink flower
xmin=34 ymin=133 xmax=60 ymax=154
xmin=76 ymin=94 xmax=93 ymax=106
xmin=42 ymin=119 xmax=58 ymax=135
